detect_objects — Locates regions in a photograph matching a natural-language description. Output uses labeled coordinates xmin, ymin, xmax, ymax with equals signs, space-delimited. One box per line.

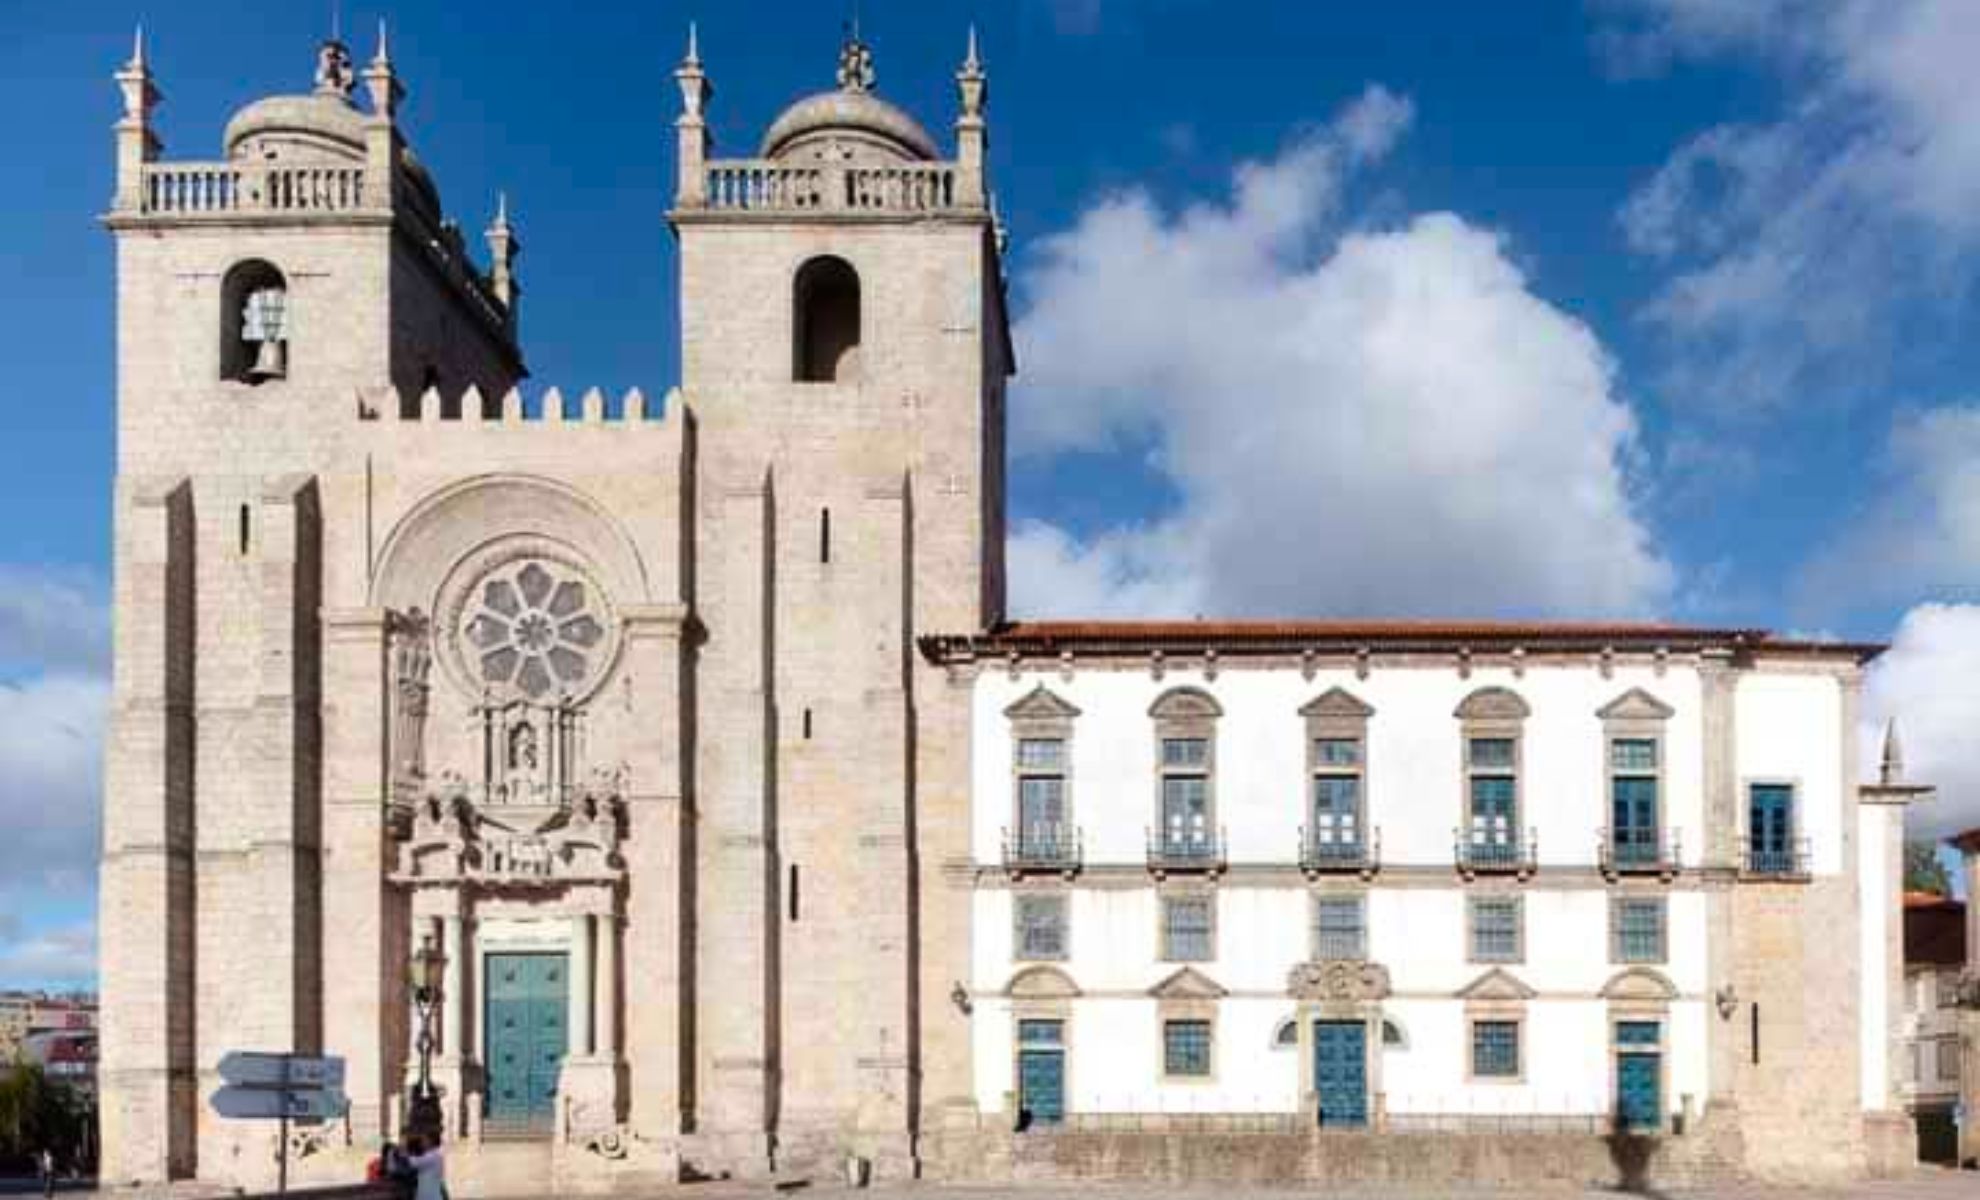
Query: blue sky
xmin=4 ymin=0 xmax=1980 ymax=986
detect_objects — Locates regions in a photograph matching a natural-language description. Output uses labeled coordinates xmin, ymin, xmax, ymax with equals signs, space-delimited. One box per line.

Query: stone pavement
xmin=540 ymin=1174 xmax=1979 ymax=1200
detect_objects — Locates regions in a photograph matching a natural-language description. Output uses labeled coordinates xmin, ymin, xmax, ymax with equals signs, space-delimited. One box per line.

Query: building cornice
xmin=919 ymin=620 xmax=1885 ymax=667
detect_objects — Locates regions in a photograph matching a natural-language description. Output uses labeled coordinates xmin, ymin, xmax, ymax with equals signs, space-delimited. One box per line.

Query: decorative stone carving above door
xmin=1288 ymin=960 xmax=1391 ymax=1002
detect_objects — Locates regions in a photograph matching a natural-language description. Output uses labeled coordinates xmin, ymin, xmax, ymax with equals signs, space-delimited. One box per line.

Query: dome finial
xmin=837 ymin=20 xmax=875 ymax=94
xmin=1880 ymin=718 xmax=1906 ymax=786
xmin=131 ymin=24 xmax=147 ymax=70
xmin=314 ymin=35 xmax=356 ymax=99
xmin=685 ymin=20 xmax=701 ymax=68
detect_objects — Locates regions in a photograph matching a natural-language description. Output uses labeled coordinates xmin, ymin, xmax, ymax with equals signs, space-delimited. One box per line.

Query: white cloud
xmin=0 ymin=671 xmax=108 ymax=899
xmin=1007 ymin=87 xmax=1673 ymax=620
xmin=0 ymin=565 xmax=110 ymax=987
xmin=1609 ymin=0 xmax=1980 ymax=411
xmin=1863 ymin=604 xmax=1980 ymax=840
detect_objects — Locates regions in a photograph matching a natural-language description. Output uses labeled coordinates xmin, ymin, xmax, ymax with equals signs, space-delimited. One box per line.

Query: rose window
xmin=460 ymin=560 xmax=609 ymax=699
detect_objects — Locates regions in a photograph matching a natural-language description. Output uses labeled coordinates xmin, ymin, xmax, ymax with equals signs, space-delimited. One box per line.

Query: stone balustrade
xmin=703 ymin=158 xmax=966 ymax=215
xmin=137 ymin=161 xmax=372 ymax=215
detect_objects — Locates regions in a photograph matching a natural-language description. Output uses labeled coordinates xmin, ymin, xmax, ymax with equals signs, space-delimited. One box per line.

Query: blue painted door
xmin=1748 ymin=784 xmax=1793 ymax=872
xmin=1313 ymin=1021 xmax=1367 ymax=1128
xmin=1016 ymin=1020 xmax=1065 ymax=1128
xmin=1617 ymin=1052 xmax=1661 ymax=1131
xmin=485 ymin=952 xmax=568 ymax=1124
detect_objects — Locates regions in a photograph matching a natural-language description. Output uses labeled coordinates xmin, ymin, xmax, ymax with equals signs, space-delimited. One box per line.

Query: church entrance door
xmin=484 ymin=952 xmax=568 ymax=1133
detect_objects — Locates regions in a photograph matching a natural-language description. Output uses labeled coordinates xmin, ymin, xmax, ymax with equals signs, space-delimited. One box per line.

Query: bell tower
xmin=98 ymin=28 xmax=526 ymax=1185
xmin=668 ymin=27 xmax=1011 ymax=1175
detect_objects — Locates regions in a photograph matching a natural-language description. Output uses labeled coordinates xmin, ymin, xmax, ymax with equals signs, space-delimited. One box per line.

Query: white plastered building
xmin=918 ymin=622 xmax=1931 ymax=1179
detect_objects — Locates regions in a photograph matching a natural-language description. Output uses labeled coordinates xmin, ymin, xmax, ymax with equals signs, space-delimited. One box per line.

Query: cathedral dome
xmin=761 ymin=90 xmax=938 ymax=163
xmin=224 ymin=93 xmax=368 ymax=162
xmin=759 ymin=38 xmax=938 ymax=163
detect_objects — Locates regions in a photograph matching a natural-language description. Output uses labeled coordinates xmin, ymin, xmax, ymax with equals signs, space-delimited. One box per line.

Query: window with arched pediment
xmin=1005 ymin=686 xmax=1081 ymax=869
xmin=1301 ymin=687 xmax=1375 ymax=867
xmin=1149 ymin=688 xmax=1223 ymax=865
xmin=1454 ymin=687 xmax=1531 ymax=874
xmin=1598 ymin=688 xmax=1676 ymax=874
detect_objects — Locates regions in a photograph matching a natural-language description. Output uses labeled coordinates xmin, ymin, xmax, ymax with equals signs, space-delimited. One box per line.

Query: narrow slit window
xmin=802 ymin=708 xmax=813 ymax=740
xmin=238 ymin=504 xmax=251 ymax=556
xmin=820 ymin=508 xmax=831 ymax=564
xmin=788 ymin=863 xmax=800 ymax=923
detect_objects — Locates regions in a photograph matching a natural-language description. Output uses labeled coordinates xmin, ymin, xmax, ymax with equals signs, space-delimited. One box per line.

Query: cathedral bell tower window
xmin=221 ymin=259 xmax=290 ymax=383
xmin=793 ymin=255 xmax=861 ymax=382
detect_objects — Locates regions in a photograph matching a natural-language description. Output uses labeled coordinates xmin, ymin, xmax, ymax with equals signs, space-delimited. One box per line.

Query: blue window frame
xmin=1164 ymin=1019 xmax=1212 ymax=1077
xmin=1314 ymin=738 xmax=1362 ymax=767
xmin=1610 ymin=775 xmax=1659 ymax=865
xmin=1162 ymin=894 xmax=1214 ymax=961
xmin=1470 ymin=895 xmax=1521 ymax=963
xmin=1313 ymin=895 xmax=1366 ymax=960
xmin=1471 ymin=1019 xmax=1519 ymax=1078
xmin=1613 ymin=897 xmax=1666 ymax=964
xmin=1311 ymin=774 xmax=1361 ymax=852
xmin=1748 ymin=783 xmax=1796 ymax=874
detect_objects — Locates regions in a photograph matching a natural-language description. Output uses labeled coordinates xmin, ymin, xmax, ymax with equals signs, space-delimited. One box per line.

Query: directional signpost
xmin=211 ymin=1052 xmax=348 ymax=1194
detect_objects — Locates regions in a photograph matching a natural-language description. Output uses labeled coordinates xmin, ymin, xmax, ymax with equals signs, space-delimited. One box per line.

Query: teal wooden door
xmin=485 ymin=952 xmax=568 ymax=1125
xmin=1617 ymin=1052 xmax=1661 ymax=1131
xmin=1016 ymin=1020 xmax=1065 ymax=1128
xmin=1312 ymin=1021 xmax=1367 ymax=1128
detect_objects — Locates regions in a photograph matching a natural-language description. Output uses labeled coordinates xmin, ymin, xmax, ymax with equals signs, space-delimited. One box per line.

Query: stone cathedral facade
xmin=100 ymin=27 xmax=1003 ymax=1193
xmin=99 ymin=25 xmax=1929 ymax=1195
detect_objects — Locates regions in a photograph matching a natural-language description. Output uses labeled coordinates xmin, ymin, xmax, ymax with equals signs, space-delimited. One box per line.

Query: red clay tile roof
xmin=920 ymin=620 xmax=1884 ymax=662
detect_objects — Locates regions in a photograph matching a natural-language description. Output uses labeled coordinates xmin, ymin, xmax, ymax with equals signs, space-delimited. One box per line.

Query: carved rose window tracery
xmin=458 ymin=558 xmax=611 ymax=700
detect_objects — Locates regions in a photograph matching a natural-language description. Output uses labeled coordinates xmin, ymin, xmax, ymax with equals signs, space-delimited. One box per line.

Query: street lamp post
xmin=406 ymin=933 xmax=446 ymax=1141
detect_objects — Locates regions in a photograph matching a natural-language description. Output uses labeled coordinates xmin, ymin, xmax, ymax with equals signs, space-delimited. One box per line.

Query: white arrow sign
xmin=217 ymin=1052 xmax=345 ymax=1091
xmin=211 ymin=1084 xmax=349 ymax=1122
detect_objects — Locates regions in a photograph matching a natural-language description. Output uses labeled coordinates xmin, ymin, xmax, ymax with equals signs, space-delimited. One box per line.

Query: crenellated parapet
xmin=356 ymin=385 xmax=679 ymax=427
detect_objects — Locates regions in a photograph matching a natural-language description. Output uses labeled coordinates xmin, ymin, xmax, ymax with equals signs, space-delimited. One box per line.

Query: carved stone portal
xmin=1287 ymin=960 xmax=1391 ymax=1002
xmin=394 ymin=692 xmax=627 ymax=887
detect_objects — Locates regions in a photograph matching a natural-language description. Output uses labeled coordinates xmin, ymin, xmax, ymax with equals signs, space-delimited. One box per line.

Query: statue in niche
xmin=509 ymin=723 xmax=537 ymax=772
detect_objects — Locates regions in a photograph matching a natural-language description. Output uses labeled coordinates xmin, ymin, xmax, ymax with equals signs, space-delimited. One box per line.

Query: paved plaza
xmin=620 ymin=1176 xmax=1980 ymax=1200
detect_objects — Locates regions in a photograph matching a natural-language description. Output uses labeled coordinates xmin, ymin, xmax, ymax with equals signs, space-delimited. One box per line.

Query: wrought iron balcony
xmin=1599 ymin=826 xmax=1681 ymax=879
xmin=1739 ymin=836 xmax=1811 ymax=880
xmin=1454 ymin=827 xmax=1538 ymax=880
xmin=1146 ymin=827 xmax=1227 ymax=877
xmin=1298 ymin=826 xmax=1380 ymax=878
xmin=1001 ymin=825 xmax=1082 ymax=878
